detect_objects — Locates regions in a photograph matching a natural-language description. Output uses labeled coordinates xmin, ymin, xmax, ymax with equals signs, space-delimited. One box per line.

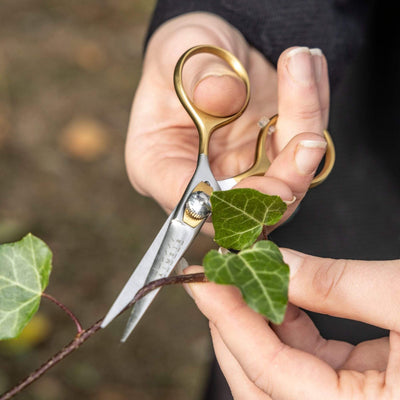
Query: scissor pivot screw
xmin=185 ymin=191 xmax=211 ymax=220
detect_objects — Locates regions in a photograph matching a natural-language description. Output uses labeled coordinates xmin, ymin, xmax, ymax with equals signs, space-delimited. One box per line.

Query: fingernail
xmin=283 ymin=195 xmax=297 ymax=206
xmin=198 ymin=69 xmax=238 ymax=81
xmin=310 ymin=48 xmax=323 ymax=82
xmin=218 ymin=247 xmax=230 ymax=255
xmin=286 ymin=47 xmax=313 ymax=84
xmin=281 ymin=248 xmax=304 ymax=278
xmin=183 ymin=283 xmax=194 ymax=299
xmin=175 ymin=257 xmax=189 ymax=274
xmin=295 ymin=140 xmax=327 ymax=174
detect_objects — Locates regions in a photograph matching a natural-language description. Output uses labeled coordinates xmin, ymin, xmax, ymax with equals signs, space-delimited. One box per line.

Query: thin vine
xmin=0 ymin=272 xmax=207 ymax=400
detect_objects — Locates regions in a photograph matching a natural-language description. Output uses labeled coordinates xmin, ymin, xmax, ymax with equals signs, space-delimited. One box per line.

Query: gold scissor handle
xmin=309 ymin=128 xmax=335 ymax=188
xmin=173 ymin=45 xmax=250 ymax=156
xmin=233 ymin=114 xmax=335 ymax=188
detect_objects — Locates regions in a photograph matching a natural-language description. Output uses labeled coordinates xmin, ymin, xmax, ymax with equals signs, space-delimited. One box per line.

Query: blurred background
xmin=0 ymin=1 xmax=215 ymax=399
xmin=1 ymin=1 xmax=399 ymax=400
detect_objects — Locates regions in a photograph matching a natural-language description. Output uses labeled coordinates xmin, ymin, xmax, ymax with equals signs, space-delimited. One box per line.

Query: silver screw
xmin=185 ymin=191 xmax=211 ymax=220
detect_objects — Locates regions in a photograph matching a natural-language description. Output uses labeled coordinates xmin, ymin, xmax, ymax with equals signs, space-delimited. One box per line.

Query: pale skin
xmin=184 ymin=254 xmax=400 ymax=400
xmin=126 ymin=12 xmax=329 ymax=231
xmin=126 ymin=11 xmax=399 ymax=400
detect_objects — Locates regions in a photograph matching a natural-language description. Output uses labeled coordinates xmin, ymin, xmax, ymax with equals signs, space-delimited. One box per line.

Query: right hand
xmin=126 ymin=12 xmax=330 ymax=231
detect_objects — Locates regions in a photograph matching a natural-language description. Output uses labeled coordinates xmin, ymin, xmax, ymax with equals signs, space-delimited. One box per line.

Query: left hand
xmin=184 ymin=251 xmax=400 ymax=399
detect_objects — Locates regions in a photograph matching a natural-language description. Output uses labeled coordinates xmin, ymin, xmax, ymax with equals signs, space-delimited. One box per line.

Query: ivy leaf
xmin=0 ymin=234 xmax=52 ymax=340
xmin=203 ymin=241 xmax=289 ymax=324
xmin=211 ymin=189 xmax=287 ymax=250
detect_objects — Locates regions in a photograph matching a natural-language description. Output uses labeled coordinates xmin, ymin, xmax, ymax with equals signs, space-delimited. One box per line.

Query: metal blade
xmin=102 ymin=154 xmax=220 ymax=334
xmin=120 ymin=218 xmax=198 ymax=341
xmin=100 ymin=212 xmax=174 ymax=328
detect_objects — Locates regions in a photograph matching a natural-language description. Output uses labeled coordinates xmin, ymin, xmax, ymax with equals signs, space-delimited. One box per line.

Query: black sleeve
xmin=145 ymin=0 xmax=371 ymax=89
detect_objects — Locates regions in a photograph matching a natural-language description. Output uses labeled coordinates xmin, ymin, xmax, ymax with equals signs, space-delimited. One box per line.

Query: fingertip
xmin=312 ymin=49 xmax=330 ymax=127
xmin=180 ymin=265 xmax=205 ymax=299
xmin=284 ymin=47 xmax=315 ymax=85
xmin=193 ymin=73 xmax=247 ymax=116
xmin=277 ymin=46 xmax=309 ymax=67
xmin=274 ymin=46 xmax=328 ymax=153
xmin=310 ymin=48 xmax=323 ymax=82
xmin=182 ymin=265 xmax=205 ymax=275
xmin=280 ymin=248 xmax=305 ymax=279
xmin=295 ymin=138 xmax=327 ymax=175
xmin=266 ymin=131 xmax=327 ymax=194
xmin=278 ymin=46 xmax=325 ymax=88
xmin=184 ymin=271 xmax=244 ymax=318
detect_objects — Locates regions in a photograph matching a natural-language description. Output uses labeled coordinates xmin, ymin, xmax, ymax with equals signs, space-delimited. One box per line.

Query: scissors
xmin=101 ymin=45 xmax=335 ymax=341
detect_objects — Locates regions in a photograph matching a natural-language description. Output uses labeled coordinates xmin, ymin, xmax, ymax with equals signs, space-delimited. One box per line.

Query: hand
xmin=126 ymin=12 xmax=329 ymax=230
xmin=183 ymin=253 xmax=400 ymax=399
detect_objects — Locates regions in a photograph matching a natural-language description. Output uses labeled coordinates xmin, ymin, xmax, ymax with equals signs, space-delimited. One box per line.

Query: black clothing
xmin=145 ymin=2 xmax=399 ymax=399
xmin=146 ymin=0 xmax=370 ymax=89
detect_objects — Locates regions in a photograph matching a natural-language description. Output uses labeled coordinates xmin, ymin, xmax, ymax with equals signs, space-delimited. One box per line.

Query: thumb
xmin=193 ymin=72 xmax=247 ymax=116
xmin=281 ymin=248 xmax=400 ymax=332
xmin=184 ymin=53 xmax=247 ymax=116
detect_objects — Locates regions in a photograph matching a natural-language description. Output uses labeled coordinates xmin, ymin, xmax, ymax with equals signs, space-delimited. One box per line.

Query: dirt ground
xmin=0 ymin=1 xmax=215 ymax=399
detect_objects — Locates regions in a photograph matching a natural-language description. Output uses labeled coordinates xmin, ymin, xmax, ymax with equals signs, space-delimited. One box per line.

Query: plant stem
xmin=41 ymin=292 xmax=83 ymax=334
xmin=262 ymin=225 xmax=269 ymax=241
xmin=0 ymin=319 xmax=103 ymax=400
xmin=0 ymin=272 xmax=207 ymax=400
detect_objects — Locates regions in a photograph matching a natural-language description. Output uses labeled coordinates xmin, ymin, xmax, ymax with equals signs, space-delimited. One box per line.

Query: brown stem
xmin=262 ymin=225 xmax=269 ymax=241
xmin=0 ymin=320 xmax=103 ymax=400
xmin=41 ymin=292 xmax=83 ymax=334
xmin=0 ymin=272 xmax=207 ymax=400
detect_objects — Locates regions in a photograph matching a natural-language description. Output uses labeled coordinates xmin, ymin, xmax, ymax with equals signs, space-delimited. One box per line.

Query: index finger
xmin=184 ymin=266 xmax=339 ymax=400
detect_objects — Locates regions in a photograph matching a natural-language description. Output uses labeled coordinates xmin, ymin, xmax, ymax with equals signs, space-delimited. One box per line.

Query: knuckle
xmin=294 ymin=104 xmax=323 ymax=123
xmin=312 ymin=258 xmax=348 ymax=304
xmin=209 ymin=294 xmax=249 ymax=331
xmin=221 ymin=300 xmax=250 ymax=324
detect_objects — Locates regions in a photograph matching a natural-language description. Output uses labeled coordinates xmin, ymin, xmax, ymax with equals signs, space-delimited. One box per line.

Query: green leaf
xmin=203 ymin=241 xmax=289 ymax=324
xmin=211 ymin=189 xmax=287 ymax=250
xmin=0 ymin=234 xmax=52 ymax=340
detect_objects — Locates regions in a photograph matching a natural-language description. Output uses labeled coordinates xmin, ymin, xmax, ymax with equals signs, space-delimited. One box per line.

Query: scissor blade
xmin=121 ymin=218 xmax=198 ymax=341
xmin=102 ymin=154 xmax=220 ymax=333
xmin=100 ymin=213 xmax=174 ymax=328
xmin=120 ymin=288 xmax=159 ymax=342
xmin=217 ymin=177 xmax=238 ymax=191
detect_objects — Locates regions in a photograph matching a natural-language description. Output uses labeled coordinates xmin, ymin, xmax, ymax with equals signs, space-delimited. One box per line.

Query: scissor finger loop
xmin=230 ymin=114 xmax=335 ymax=188
xmin=309 ymin=128 xmax=335 ymax=188
xmin=174 ymin=45 xmax=251 ymax=155
xmin=261 ymin=115 xmax=335 ymax=188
